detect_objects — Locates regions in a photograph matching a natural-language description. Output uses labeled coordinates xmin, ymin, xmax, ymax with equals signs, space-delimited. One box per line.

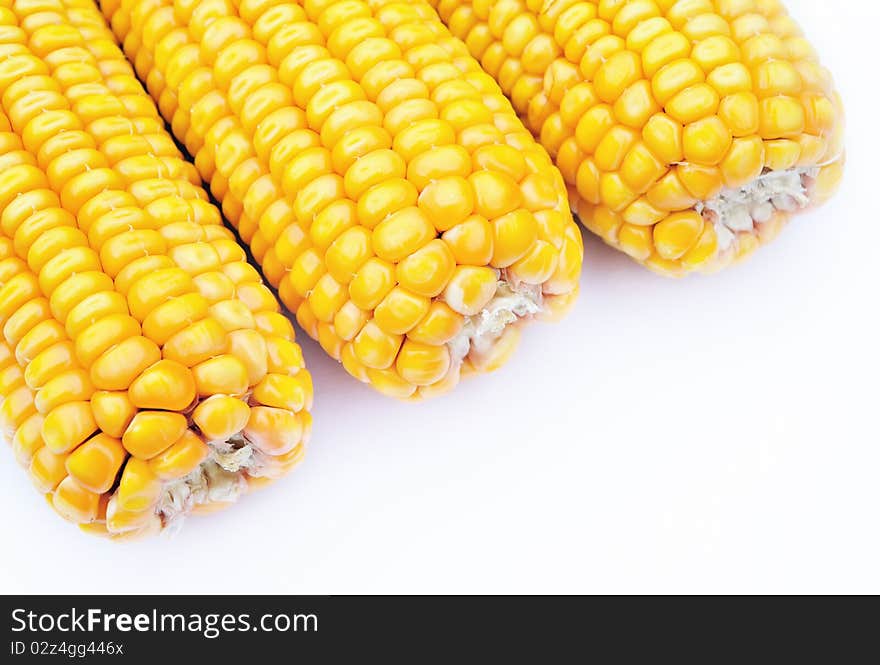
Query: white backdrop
xmin=2 ymin=0 xmax=877 ymax=594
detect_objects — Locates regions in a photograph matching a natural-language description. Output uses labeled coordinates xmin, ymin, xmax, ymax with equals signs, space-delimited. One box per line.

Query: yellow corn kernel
xmin=244 ymin=406 xmax=306 ymax=456
xmin=65 ymin=433 xmax=126 ymax=494
xmin=653 ymin=211 xmax=705 ymax=260
xmin=192 ymin=395 xmax=251 ymax=442
xmin=90 ymin=391 xmax=136 ymax=439
xmin=53 ymin=476 xmax=101 ymax=524
xmin=192 ymin=354 xmax=250 ymax=397
xmin=116 ymin=458 xmax=162 ymax=512
xmin=41 ymin=401 xmax=97 ymax=455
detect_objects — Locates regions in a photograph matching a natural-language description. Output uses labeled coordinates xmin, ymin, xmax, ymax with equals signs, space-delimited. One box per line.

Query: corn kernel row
xmin=0 ymin=0 xmax=312 ymax=538
xmin=431 ymin=0 xmax=845 ymax=275
xmin=100 ymin=0 xmax=583 ymax=399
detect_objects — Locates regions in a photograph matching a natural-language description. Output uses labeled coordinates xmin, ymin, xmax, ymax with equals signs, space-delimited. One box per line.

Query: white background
xmin=1 ymin=0 xmax=877 ymax=594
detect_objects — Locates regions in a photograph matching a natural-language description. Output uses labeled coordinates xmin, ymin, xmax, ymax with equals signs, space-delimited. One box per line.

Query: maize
xmin=430 ymin=0 xmax=845 ymax=275
xmin=99 ymin=0 xmax=583 ymax=399
xmin=0 ymin=0 xmax=312 ymax=539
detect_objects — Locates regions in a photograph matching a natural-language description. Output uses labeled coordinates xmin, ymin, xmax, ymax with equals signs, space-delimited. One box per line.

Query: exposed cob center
xmin=155 ymin=430 xmax=253 ymax=531
xmin=146 ymin=403 xmax=296 ymax=532
xmin=447 ymin=276 xmax=542 ymax=368
xmin=698 ymin=164 xmax=820 ymax=251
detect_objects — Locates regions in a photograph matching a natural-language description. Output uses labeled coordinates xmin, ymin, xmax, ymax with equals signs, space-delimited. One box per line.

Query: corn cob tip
xmin=432 ymin=0 xmax=845 ymax=276
xmin=101 ymin=0 xmax=585 ymax=401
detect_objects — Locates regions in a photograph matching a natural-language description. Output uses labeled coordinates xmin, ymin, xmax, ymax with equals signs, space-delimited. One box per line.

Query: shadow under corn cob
xmin=431 ymin=0 xmax=845 ymax=275
xmin=0 ymin=0 xmax=312 ymax=539
xmin=100 ymin=0 xmax=584 ymax=399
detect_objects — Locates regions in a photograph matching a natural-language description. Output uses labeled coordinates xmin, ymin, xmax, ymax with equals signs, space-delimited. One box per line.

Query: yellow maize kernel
xmin=116 ymin=457 xmax=162 ymax=513
xmin=225 ymin=328 xmax=268 ymax=384
xmin=666 ymin=83 xmax=720 ymax=124
xmin=652 ymin=59 xmax=705 ymax=106
xmin=15 ymin=319 xmax=66 ymax=366
xmin=395 ymin=239 xmax=456 ymax=298
xmin=253 ymin=372 xmax=313 ymax=413
xmin=103 ymin=497 xmax=151 ymax=534
xmin=718 ymin=91 xmax=760 ymax=136
xmin=126 ymin=268 xmax=195 ymax=322
xmin=418 ymin=177 xmax=475 ymax=233
xmin=613 ymin=80 xmax=660 ymax=128
xmin=65 ymin=433 xmax=127 ymax=494
xmin=309 ymin=273 xmax=349 ymax=322
xmin=123 ymin=411 xmax=188 ymax=461
xmin=406 ymin=301 xmax=464 ymax=346
xmin=12 ymin=412 xmax=44 ymax=466
xmin=763 ymin=138 xmax=801 ymax=171
xmin=53 ymin=476 xmax=100 ymax=524
xmin=374 ymin=287 xmax=431 ymax=335
xmin=759 ymin=95 xmax=805 ymax=139
xmin=595 ymin=51 xmax=643 ymax=103
xmin=149 ymin=429 xmax=211 ymax=480
xmin=619 ymin=142 xmax=668 ymax=193
xmin=254 ymin=312 xmax=295 ymax=341
xmin=470 ymin=170 xmax=524 ymax=220
xmin=352 ymin=321 xmax=402 ymax=370
xmin=91 ymin=336 xmax=162 ymax=392
xmin=142 ymin=293 xmax=210 ymax=345
xmin=331 ymin=301 xmax=367 ymax=342
xmin=371 ymin=208 xmax=436 ymax=263
xmin=617 ymin=222 xmax=655 ymax=261
xmin=4 ymin=298 xmax=52 ymax=348
xmin=35 ymin=369 xmax=93 ymax=415
xmin=653 ymin=210 xmax=705 ymax=260
xmin=324 ymin=227 xmax=373 ymax=284
xmin=680 ymin=223 xmax=719 ymax=270
xmin=407 ymin=145 xmax=473 ymax=190
xmin=128 ymin=359 xmax=196 ymax=411
xmin=74 ymin=314 xmax=141 ymax=368
xmin=720 ymin=135 xmax=765 ymax=188
xmin=396 ymin=340 xmax=451 ymax=386
xmin=642 ymin=112 xmax=684 ymax=164
xmin=443 ymin=265 xmax=497 ymax=316
xmin=366 ymin=366 xmax=417 ymax=399
xmin=89 ymin=388 xmax=135 ymax=445
xmin=265 ymin=336 xmax=305 ymax=376
xmin=244 ymin=406 xmax=305 ymax=456
xmin=691 ymin=35 xmax=739 ymax=72
xmin=492 ymin=209 xmax=539 ymax=268
xmin=192 ymin=354 xmax=250 ymax=397
xmin=0 ymin=362 xmax=24 ymax=395
xmin=41 ymin=401 xmax=96 ymax=455
xmin=642 ymin=33 xmax=692 ymax=79
xmin=30 ymin=446 xmax=68 ymax=493
xmin=509 ymin=240 xmax=560 ymax=285
xmin=677 ymin=164 xmax=724 ymax=200
xmin=192 ymin=395 xmax=251 ymax=442
xmin=163 ymin=318 xmax=228 ymax=367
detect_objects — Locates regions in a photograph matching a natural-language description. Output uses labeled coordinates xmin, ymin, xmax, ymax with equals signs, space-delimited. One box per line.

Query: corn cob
xmin=0 ymin=0 xmax=312 ymax=539
xmin=430 ymin=0 xmax=845 ymax=275
xmin=99 ymin=0 xmax=583 ymax=399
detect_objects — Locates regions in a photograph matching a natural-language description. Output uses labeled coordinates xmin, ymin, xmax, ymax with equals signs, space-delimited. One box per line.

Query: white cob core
xmin=448 ymin=277 xmax=543 ymax=367
xmin=153 ymin=413 xmax=279 ymax=533
xmin=698 ymin=166 xmax=820 ymax=250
